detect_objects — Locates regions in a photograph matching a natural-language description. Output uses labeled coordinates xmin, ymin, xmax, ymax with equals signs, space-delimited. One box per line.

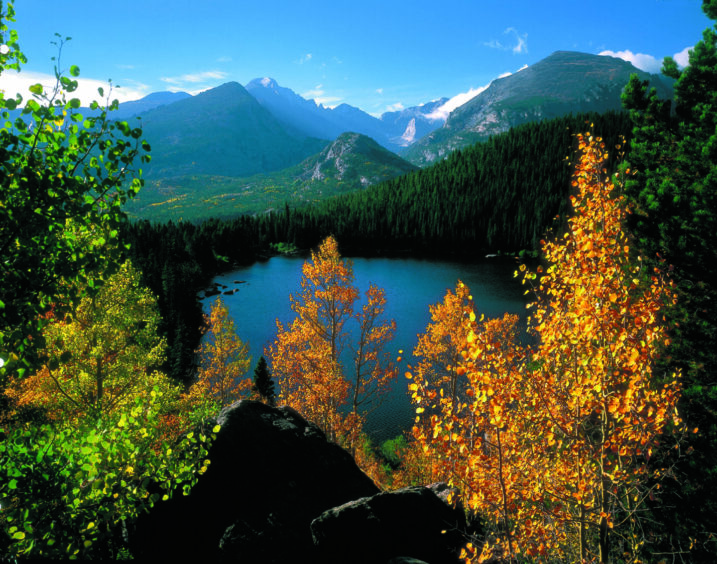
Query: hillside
xmin=138 ymin=81 xmax=327 ymax=179
xmin=297 ymin=132 xmax=418 ymax=186
xmin=258 ymin=111 xmax=635 ymax=256
xmin=125 ymin=132 xmax=417 ymax=222
xmin=404 ymin=51 xmax=672 ymax=166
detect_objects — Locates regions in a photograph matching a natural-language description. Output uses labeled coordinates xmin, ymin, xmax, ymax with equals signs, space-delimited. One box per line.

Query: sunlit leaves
xmin=0 ymin=391 xmax=218 ymax=559
xmin=190 ymin=297 xmax=252 ymax=410
xmin=408 ymin=134 xmax=681 ymax=562
xmin=0 ymin=19 xmax=150 ymax=380
xmin=5 ymin=260 xmax=174 ymax=422
xmin=267 ymin=236 xmax=396 ymax=448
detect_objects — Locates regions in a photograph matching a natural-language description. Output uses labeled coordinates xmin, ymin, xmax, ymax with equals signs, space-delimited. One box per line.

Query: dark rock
xmin=130 ymin=400 xmax=379 ymax=562
xmin=311 ymin=484 xmax=468 ymax=564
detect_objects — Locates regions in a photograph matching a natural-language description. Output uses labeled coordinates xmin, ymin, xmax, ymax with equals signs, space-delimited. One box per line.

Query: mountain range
xmin=244 ymin=77 xmax=447 ymax=152
xmin=137 ymin=82 xmax=327 ymax=179
xmin=114 ymin=50 xmax=672 ymax=221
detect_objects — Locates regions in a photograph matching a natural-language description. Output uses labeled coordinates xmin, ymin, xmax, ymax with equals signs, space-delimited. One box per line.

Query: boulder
xmin=310 ymin=483 xmax=468 ymax=564
xmin=130 ymin=400 xmax=379 ymax=562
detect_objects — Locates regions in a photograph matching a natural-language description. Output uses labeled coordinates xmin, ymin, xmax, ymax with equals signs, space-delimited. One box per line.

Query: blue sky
xmin=1 ymin=0 xmax=712 ymax=116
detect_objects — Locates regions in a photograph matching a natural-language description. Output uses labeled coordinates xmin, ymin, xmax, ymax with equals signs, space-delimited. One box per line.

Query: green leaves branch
xmin=0 ymin=4 xmax=150 ymax=382
xmin=0 ymin=389 xmax=220 ymax=559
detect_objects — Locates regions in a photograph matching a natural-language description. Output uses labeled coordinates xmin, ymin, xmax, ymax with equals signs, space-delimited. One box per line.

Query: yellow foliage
xmin=407 ymin=133 xmax=682 ymax=562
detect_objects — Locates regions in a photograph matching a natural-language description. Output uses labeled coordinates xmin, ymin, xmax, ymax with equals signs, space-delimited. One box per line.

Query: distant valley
xmin=125 ymin=132 xmax=418 ymax=222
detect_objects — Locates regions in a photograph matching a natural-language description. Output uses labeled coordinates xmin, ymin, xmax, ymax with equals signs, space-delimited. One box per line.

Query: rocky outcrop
xmin=311 ymin=483 xmax=468 ymax=564
xmin=130 ymin=400 xmax=471 ymax=563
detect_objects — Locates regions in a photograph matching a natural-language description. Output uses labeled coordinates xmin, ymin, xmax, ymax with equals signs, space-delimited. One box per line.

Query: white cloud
xmin=302 ymin=84 xmax=325 ymax=98
xmin=425 ymin=84 xmax=489 ymax=121
xmin=385 ymin=102 xmax=404 ymax=112
xmin=376 ymin=88 xmax=384 ymax=95
xmin=598 ymin=49 xmax=662 ymax=73
xmin=496 ymin=64 xmax=527 ymax=81
xmin=505 ymin=27 xmax=528 ymax=54
xmin=298 ymin=53 xmax=313 ymax=64
xmin=424 ymin=63 xmax=530 ymax=122
xmin=160 ymin=70 xmax=228 ymax=85
xmin=599 ymin=47 xmax=692 ymax=73
xmin=301 ymin=84 xmax=342 ymax=107
xmin=0 ymin=69 xmax=148 ymax=106
xmin=157 ymin=70 xmax=228 ymax=95
xmin=485 ymin=27 xmax=528 ymax=54
xmin=314 ymin=96 xmax=342 ymax=108
xmin=673 ymin=46 xmax=692 ymax=68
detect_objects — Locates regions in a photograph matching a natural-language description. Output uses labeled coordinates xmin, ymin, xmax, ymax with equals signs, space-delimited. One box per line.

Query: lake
xmin=203 ymin=255 xmax=529 ymax=444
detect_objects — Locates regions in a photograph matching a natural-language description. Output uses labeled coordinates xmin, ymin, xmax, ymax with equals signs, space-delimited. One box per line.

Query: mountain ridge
xmin=138 ymin=81 xmax=327 ymax=179
xmin=403 ymin=50 xmax=673 ymax=165
xmin=244 ymin=77 xmax=446 ymax=151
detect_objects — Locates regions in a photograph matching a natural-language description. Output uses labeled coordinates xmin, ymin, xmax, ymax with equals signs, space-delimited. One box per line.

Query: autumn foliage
xmin=6 ymin=260 xmax=177 ymax=422
xmin=408 ymin=133 xmax=682 ymax=562
xmin=190 ymin=297 xmax=252 ymax=410
xmin=267 ymin=235 xmax=396 ymax=452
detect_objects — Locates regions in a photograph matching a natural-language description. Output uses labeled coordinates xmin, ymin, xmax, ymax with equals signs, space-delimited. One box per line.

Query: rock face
xmin=130 ymin=400 xmax=469 ymax=562
xmin=311 ymin=483 xmax=468 ymax=564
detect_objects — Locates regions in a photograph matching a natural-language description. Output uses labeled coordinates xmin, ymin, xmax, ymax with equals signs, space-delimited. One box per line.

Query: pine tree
xmin=621 ymin=1 xmax=717 ymax=556
xmin=252 ymin=356 xmax=275 ymax=407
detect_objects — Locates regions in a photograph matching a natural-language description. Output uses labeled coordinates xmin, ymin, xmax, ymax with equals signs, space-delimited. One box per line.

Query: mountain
xmin=246 ymin=77 xmax=389 ymax=143
xmin=380 ymin=98 xmax=448 ymax=147
xmin=245 ymin=77 xmax=345 ymax=140
xmin=125 ymin=132 xmax=417 ymax=222
xmin=138 ymin=81 xmax=327 ymax=179
xmin=296 ymin=132 xmax=418 ymax=187
xmin=245 ymin=77 xmax=446 ymax=151
xmin=113 ymin=91 xmax=192 ymax=119
xmin=404 ymin=51 xmax=673 ymax=166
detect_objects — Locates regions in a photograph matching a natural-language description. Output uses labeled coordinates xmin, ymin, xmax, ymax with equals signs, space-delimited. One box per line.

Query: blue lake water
xmin=204 ymin=255 xmax=529 ymax=444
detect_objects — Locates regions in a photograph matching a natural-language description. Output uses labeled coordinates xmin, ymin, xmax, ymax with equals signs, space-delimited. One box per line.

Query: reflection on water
xmin=205 ymin=255 xmax=529 ymax=444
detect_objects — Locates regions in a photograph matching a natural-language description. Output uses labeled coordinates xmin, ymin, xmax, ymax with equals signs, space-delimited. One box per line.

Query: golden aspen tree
xmin=350 ymin=284 xmax=397 ymax=415
xmin=192 ymin=297 xmax=252 ymax=409
xmin=408 ymin=286 xmax=530 ymax=559
xmin=267 ymin=236 xmax=396 ymax=445
xmin=516 ymin=132 xmax=681 ymax=562
xmin=411 ymin=281 xmax=477 ymax=415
